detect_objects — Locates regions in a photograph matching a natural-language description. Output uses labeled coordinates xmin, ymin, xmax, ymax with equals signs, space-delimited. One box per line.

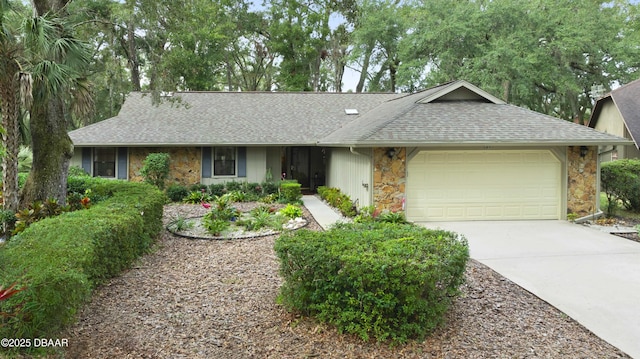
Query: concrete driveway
xmin=421 ymin=220 xmax=640 ymax=359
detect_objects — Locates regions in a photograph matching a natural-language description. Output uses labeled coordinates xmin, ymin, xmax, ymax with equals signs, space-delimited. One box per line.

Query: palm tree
xmin=19 ymin=11 xmax=93 ymax=205
xmin=0 ymin=1 xmax=27 ymax=212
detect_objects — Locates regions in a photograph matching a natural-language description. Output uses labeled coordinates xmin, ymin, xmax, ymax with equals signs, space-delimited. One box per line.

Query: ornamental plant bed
xmin=166 ymin=202 xmax=307 ymax=240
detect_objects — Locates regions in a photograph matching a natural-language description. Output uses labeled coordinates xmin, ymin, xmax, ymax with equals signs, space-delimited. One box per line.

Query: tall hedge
xmin=0 ymin=180 xmax=164 ymax=339
xmin=275 ymin=222 xmax=469 ymax=343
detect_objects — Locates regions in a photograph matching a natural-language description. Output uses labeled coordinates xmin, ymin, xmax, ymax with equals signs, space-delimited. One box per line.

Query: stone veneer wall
xmin=372 ymin=147 xmax=406 ymax=212
xmin=567 ymin=146 xmax=598 ymax=217
xmin=129 ymin=147 xmax=201 ymax=186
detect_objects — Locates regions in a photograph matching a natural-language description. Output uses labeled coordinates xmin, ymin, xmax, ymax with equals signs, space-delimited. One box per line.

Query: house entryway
xmin=282 ymin=147 xmax=326 ymax=192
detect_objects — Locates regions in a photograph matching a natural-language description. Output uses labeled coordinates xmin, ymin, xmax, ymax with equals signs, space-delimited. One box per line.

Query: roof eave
xmin=319 ymin=139 xmax=634 ymax=148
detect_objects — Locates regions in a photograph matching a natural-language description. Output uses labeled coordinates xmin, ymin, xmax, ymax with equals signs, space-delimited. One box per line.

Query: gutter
xmin=574 ymin=210 xmax=604 ymax=224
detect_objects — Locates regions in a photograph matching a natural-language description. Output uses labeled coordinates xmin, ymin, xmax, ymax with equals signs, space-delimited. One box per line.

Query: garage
xmin=406 ymin=150 xmax=562 ymax=221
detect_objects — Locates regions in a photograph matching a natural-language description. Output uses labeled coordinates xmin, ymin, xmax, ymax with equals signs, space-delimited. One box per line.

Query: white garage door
xmin=406 ymin=150 xmax=561 ymax=221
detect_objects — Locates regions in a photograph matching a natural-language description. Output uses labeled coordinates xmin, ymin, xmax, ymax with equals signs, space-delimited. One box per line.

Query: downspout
xmin=349 ymin=146 xmax=373 ymax=206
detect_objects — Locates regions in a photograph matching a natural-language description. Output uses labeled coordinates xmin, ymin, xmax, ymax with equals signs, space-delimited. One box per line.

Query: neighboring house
xmin=69 ymin=80 xmax=630 ymax=221
xmin=588 ymin=78 xmax=640 ymax=161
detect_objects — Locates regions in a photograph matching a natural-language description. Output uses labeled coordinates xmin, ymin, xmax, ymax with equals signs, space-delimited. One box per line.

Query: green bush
xmin=140 ymin=152 xmax=171 ymax=189
xmin=279 ymin=203 xmax=303 ymax=219
xmin=68 ymin=165 xmax=90 ymax=177
xmin=166 ymin=183 xmax=189 ymax=202
xmin=601 ymin=159 xmax=640 ymax=214
xmin=261 ymin=181 xmax=279 ymax=195
xmin=0 ymin=180 xmax=164 ymax=340
xmin=209 ymin=183 xmax=226 ymax=197
xmin=225 ymin=181 xmax=242 ymax=192
xmin=317 ymin=186 xmax=356 ymax=217
xmin=275 ymin=222 xmax=469 ymax=343
xmin=280 ymin=180 xmax=302 ymax=203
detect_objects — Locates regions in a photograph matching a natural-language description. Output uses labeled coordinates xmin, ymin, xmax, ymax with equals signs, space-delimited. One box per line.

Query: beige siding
xmin=326 ymin=147 xmax=372 ymax=208
xmin=246 ymin=147 xmax=267 ymax=183
xmin=70 ymin=150 xmax=83 ymax=168
xmin=266 ymin=147 xmax=282 ymax=181
xmin=594 ymin=101 xmax=626 ymax=137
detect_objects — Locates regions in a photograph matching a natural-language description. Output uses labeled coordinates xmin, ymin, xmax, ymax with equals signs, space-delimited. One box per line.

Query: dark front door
xmin=284 ymin=147 xmax=326 ymax=191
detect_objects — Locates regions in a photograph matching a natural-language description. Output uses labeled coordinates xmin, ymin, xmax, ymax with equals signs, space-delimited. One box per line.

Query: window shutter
xmin=202 ymin=147 xmax=212 ymax=178
xmin=81 ymin=148 xmax=92 ymax=175
xmin=117 ymin=148 xmax=128 ymax=179
xmin=237 ymin=147 xmax=246 ymax=178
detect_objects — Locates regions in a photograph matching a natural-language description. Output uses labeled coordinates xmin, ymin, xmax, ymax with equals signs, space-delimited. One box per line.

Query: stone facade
xmin=567 ymin=146 xmax=598 ymax=217
xmin=129 ymin=147 xmax=201 ymax=186
xmin=372 ymin=147 xmax=406 ymax=213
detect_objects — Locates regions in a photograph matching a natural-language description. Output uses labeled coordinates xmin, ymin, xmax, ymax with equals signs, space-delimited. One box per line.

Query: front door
xmin=284 ymin=147 xmax=326 ymax=191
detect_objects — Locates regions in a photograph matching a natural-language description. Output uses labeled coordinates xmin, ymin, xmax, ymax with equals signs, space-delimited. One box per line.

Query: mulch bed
xmin=52 ymin=203 xmax=630 ymax=358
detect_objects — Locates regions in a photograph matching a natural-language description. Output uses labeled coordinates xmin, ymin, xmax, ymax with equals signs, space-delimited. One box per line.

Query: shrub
xmin=279 ymin=203 xmax=303 ymax=219
xmin=275 ymin=222 xmax=469 ymax=344
xmin=317 ymin=186 xmax=356 ymax=217
xmin=166 ymin=183 xmax=189 ymax=202
xmin=0 ymin=180 xmax=164 ymax=340
xmin=601 ymin=159 xmax=640 ymax=213
xmin=261 ymin=181 xmax=279 ymax=195
xmin=184 ymin=190 xmax=212 ymax=204
xmin=280 ymin=180 xmax=302 ymax=203
xmin=140 ymin=152 xmax=171 ymax=189
xmin=68 ymin=165 xmax=90 ymax=177
xmin=202 ymin=216 xmax=230 ymax=235
xmin=225 ymin=181 xmax=242 ymax=192
xmin=209 ymin=183 xmax=226 ymax=197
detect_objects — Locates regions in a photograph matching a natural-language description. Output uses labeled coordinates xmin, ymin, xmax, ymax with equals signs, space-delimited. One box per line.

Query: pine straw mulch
xmin=53 ymin=203 xmax=630 ymax=359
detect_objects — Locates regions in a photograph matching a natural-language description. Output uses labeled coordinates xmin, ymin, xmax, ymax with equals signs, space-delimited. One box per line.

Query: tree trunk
xmin=0 ymin=63 xmax=22 ymax=212
xmin=127 ymin=21 xmax=141 ymax=91
xmin=356 ymin=43 xmax=374 ymax=93
xmin=20 ymin=97 xmax=72 ymax=205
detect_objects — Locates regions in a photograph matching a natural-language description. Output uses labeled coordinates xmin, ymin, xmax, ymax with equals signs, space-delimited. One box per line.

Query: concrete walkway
xmin=422 ymin=220 xmax=640 ymax=359
xmin=302 ymin=195 xmax=347 ymax=230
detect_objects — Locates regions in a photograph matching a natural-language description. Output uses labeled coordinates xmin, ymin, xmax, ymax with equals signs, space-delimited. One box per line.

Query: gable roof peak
xmin=416 ymin=80 xmax=507 ymax=105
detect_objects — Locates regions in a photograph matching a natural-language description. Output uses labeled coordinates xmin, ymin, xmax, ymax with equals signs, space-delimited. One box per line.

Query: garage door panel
xmin=407 ymin=150 xmax=561 ymax=221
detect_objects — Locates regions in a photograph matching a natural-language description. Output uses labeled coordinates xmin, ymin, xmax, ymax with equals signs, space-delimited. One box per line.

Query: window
xmin=94 ymin=147 xmax=116 ymax=177
xmin=214 ymin=147 xmax=236 ymax=176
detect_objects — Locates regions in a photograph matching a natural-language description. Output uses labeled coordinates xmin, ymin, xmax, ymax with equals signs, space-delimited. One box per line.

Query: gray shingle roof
xmin=588 ymin=78 xmax=640 ymax=148
xmin=69 ymin=92 xmax=402 ymax=146
xmin=70 ymin=81 xmax=630 ymax=148
xmin=319 ymin=81 xmax=631 ymax=146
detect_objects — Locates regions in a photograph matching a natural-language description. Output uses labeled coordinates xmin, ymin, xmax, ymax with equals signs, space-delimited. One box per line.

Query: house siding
xmin=129 ymin=147 xmax=201 ymax=186
xmin=372 ymin=147 xmax=406 ymax=213
xmin=567 ymin=146 xmax=598 ymax=217
xmin=201 ymin=146 xmax=269 ymax=185
xmin=326 ymin=148 xmax=372 ymax=208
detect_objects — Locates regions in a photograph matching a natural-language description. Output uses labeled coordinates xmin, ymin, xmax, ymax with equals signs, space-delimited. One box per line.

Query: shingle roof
xmin=69 ymin=81 xmax=631 ymax=148
xmin=588 ymin=78 xmax=640 ymax=148
xmin=69 ymin=92 xmax=403 ymax=146
xmin=320 ymin=80 xmax=631 ymax=146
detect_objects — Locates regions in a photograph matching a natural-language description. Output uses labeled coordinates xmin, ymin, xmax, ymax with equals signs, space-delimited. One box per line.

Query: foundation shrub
xmin=279 ymin=180 xmax=302 ymax=203
xmin=275 ymin=222 xmax=469 ymax=344
xmin=317 ymin=186 xmax=356 ymax=217
xmin=0 ymin=180 xmax=164 ymax=340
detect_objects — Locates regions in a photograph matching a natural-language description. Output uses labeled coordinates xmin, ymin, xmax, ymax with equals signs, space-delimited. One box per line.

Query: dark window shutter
xmin=117 ymin=148 xmax=128 ymax=179
xmin=81 ymin=148 xmax=92 ymax=175
xmin=202 ymin=147 xmax=212 ymax=178
xmin=237 ymin=147 xmax=246 ymax=178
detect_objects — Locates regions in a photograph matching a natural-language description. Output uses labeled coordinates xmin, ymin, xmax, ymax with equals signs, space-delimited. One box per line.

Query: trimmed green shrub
xmin=317 ymin=186 xmax=356 ymax=217
xmin=275 ymin=222 xmax=469 ymax=343
xmin=279 ymin=203 xmax=303 ymax=219
xmin=601 ymin=159 xmax=640 ymax=214
xmin=166 ymin=183 xmax=189 ymax=202
xmin=140 ymin=152 xmax=171 ymax=189
xmin=279 ymin=180 xmax=302 ymax=203
xmin=0 ymin=180 xmax=164 ymax=340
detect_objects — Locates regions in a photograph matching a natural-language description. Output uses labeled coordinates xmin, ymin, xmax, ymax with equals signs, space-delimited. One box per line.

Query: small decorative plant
xmin=279 ymin=204 xmax=303 ymax=219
